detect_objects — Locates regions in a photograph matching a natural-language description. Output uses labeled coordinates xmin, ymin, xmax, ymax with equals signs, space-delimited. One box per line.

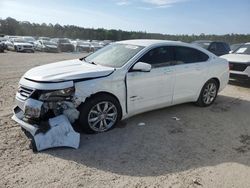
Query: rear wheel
xmin=196 ymin=79 xmax=219 ymax=107
xmin=78 ymin=94 xmax=122 ymax=133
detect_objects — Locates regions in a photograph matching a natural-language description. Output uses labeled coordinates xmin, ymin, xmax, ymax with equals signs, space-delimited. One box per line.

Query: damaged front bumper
xmin=12 ymin=95 xmax=80 ymax=151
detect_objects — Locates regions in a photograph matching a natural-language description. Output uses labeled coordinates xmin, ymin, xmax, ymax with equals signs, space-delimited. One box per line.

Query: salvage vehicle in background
xmin=7 ymin=38 xmax=34 ymax=52
xmin=35 ymin=40 xmax=59 ymax=52
xmin=221 ymin=43 xmax=250 ymax=80
xmin=12 ymin=39 xmax=229 ymax=151
xmin=51 ymin=38 xmax=74 ymax=52
xmin=72 ymin=40 xmax=92 ymax=52
xmin=192 ymin=40 xmax=230 ymax=56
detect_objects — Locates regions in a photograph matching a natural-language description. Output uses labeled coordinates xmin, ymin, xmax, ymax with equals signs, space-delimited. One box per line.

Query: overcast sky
xmin=0 ymin=0 xmax=249 ymax=35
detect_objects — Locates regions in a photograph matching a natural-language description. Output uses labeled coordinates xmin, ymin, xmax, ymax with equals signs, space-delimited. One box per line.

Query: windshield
xmin=39 ymin=37 xmax=50 ymax=40
xmin=234 ymin=44 xmax=250 ymax=55
xmin=13 ymin=38 xmax=27 ymax=43
xmin=59 ymin=39 xmax=70 ymax=43
xmin=85 ymin=43 xmax=144 ymax=68
xmin=91 ymin=42 xmax=101 ymax=47
xmin=230 ymin=44 xmax=243 ymax=52
xmin=24 ymin=37 xmax=35 ymax=41
xmin=78 ymin=41 xmax=90 ymax=45
xmin=43 ymin=41 xmax=57 ymax=45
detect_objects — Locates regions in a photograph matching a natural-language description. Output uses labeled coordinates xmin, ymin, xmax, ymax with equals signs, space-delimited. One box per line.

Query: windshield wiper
xmin=89 ymin=61 xmax=97 ymax=65
xmin=79 ymin=57 xmax=97 ymax=65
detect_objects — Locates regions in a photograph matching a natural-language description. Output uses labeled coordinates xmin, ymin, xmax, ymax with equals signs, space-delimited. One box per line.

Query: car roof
xmin=116 ymin=39 xmax=183 ymax=47
xmin=192 ymin=40 xmax=212 ymax=43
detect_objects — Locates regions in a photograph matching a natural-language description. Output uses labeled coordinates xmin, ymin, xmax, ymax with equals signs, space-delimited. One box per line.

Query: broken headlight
xmin=39 ymin=87 xmax=75 ymax=101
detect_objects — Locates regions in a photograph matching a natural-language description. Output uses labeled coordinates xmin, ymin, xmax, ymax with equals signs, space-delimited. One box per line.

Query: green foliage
xmin=0 ymin=17 xmax=249 ymax=44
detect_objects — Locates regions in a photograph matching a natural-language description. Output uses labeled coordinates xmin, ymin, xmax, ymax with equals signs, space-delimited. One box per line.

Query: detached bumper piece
xmin=12 ymin=99 xmax=80 ymax=152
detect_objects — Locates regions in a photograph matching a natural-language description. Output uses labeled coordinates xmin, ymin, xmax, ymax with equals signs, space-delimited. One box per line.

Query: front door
xmin=126 ymin=46 xmax=175 ymax=115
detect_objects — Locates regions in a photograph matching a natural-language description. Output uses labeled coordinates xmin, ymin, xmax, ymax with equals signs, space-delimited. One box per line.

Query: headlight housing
xmin=39 ymin=87 xmax=75 ymax=101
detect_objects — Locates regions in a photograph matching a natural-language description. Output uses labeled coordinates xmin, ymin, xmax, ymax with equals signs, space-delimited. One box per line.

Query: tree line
xmin=0 ymin=17 xmax=250 ymax=44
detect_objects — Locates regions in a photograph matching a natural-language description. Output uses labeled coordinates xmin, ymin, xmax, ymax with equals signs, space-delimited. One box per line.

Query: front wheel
xmin=78 ymin=94 xmax=122 ymax=133
xmin=196 ymin=79 xmax=219 ymax=107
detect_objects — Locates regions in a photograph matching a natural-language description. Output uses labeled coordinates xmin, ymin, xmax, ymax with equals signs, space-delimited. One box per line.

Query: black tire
xmin=77 ymin=94 xmax=122 ymax=134
xmin=196 ymin=79 xmax=219 ymax=107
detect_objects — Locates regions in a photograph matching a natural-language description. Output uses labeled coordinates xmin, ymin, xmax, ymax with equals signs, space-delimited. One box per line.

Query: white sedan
xmin=12 ymin=40 xmax=229 ymax=150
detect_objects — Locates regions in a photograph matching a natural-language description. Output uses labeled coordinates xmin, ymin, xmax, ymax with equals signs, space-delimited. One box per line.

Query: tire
xmin=196 ymin=79 xmax=219 ymax=107
xmin=78 ymin=94 xmax=122 ymax=134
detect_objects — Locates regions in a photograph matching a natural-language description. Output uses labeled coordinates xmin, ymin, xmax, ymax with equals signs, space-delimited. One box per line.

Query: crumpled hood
xmin=23 ymin=59 xmax=114 ymax=82
xmin=221 ymin=54 xmax=250 ymax=63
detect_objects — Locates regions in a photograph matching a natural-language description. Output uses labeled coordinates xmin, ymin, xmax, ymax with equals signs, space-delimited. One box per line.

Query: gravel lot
xmin=0 ymin=51 xmax=250 ymax=188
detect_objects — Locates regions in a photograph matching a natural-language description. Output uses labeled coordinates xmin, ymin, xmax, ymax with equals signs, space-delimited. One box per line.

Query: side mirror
xmin=132 ymin=62 xmax=152 ymax=72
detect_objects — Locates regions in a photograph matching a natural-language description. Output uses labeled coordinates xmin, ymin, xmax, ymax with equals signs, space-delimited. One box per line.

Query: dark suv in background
xmin=50 ymin=38 xmax=74 ymax=52
xmin=192 ymin=40 xmax=230 ymax=56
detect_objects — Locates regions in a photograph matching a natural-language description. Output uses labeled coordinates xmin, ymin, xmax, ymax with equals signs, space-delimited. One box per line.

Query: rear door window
xmin=174 ymin=46 xmax=209 ymax=64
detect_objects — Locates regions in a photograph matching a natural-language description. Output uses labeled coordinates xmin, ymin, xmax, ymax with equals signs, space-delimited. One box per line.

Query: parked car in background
xmin=99 ymin=40 xmax=112 ymax=46
xmin=90 ymin=41 xmax=103 ymax=52
xmin=0 ymin=37 xmax=7 ymax=52
xmin=35 ymin=40 xmax=59 ymax=52
xmin=221 ymin=43 xmax=250 ymax=80
xmin=0 ymin=41 xmax=5 ymax=52
xmin=72 ymin=40 xmax=92 ymax=52
xmin=8 ymin=38 xmax=34 ymax=52
xmin=230 ymin=43 xmax=244 ymax=53
xmin=38 ymin=37 xmax=50 ymax=41
xmin=22 ymin=36 xmax=36 ymax=45
xmin=4 ymin=36 xmax=19 ymax=50
xmin=4 ymin=35 xmax=19 ymax=40
xmin=12 ymin=39 xmax=229 ymax=141
xmin=192 ymin=40 xmax=230 ymax=56
xmin=51 ymin=38 xmax=74 ymax=52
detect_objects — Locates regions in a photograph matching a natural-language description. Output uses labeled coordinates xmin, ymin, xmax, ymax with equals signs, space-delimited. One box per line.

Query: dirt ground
xmin=0 ymin=51 xmax=250 ymax=188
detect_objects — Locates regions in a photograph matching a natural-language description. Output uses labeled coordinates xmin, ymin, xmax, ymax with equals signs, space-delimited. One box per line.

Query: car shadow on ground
xmin=45 ymin=94 xmax=250 ymax=177
xmin=229 ymin=79 xmax=250 ymax=88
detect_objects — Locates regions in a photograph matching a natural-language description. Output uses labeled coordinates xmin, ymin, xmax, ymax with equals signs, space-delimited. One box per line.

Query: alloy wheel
xmin=88 ymin=101 xmax=117 ymax=132
xmin=202 ymin=82 xmax=217 ymax=105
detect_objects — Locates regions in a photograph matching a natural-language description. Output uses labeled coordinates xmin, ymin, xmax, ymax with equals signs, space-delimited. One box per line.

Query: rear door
xmin=172 ymin=46 xmax=210 ymax=104
xmin=126 ymin=46 xmax=176 ymax=114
